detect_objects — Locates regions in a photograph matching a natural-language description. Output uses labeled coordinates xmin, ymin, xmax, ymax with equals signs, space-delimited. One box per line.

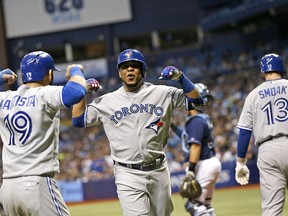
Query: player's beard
xmin=125 ymin=80 xmax=141 ymax=88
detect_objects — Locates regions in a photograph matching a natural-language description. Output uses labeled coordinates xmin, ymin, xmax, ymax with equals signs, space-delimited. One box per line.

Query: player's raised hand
xmin=0 ymin=69 xmax=17 ymax=85
xmin=159 ymin=66 xmax=183 ymax=81
xmin=65 ymin=64 xmax=84 ymax=80
xmin=86 ymin=78 xmax=102 ymax=92
xmin=235 ymin=161 xmax=250 ymax=185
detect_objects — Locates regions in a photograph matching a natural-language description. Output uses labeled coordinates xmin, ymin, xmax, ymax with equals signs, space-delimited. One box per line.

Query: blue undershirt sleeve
xmin=62 ymin=81 xmax=86 ymax=107
xmin=72 ymin=113 xmax=85 ymax=128
xmin=178 ymin=74 xmax=195 ymax=93
xmin=237 ymin=128 xmax=252 ymax=158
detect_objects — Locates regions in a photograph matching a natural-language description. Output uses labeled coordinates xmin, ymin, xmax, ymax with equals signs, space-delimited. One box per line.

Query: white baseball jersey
xmin=84 ymin=82 xmax=186 ymax=164
xmin=237 ymin=78 xmax=288 ymax=145
xmin=0 ymin=85 xmax=66 ymax=178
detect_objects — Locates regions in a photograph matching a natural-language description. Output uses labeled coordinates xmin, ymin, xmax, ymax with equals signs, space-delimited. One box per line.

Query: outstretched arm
xmin=62 ymin=64 xmax=87 ymax=108
xmin=71 ymin=78 xmax=101 ymax=128
xmin=235 ymin=128 xmax=252 ymax=185
xmin=62 ymin=65 xmax=101 ymax=109
xmin=159 ymin=66 xmax=204 ymax=106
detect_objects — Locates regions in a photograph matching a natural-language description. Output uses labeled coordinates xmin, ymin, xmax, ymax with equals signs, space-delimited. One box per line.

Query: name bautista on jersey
xmin=258 ymin=86 xmax=287 ymax=99
xmin=0 ymin=95 xmax=36 ymax=110
xmin=109 ymin=103 xmax=164 ymax=124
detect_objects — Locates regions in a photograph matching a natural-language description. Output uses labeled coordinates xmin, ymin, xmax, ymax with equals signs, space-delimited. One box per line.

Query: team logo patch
xmin=124 ymin=50 xmax=133 ymax=59
xmin=145 ymin=117 xmax=164 ymax=134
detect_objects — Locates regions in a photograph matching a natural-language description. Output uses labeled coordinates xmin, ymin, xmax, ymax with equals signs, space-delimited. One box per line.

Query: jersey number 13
xmin=262 ymin=98 xmax=288 ymax=125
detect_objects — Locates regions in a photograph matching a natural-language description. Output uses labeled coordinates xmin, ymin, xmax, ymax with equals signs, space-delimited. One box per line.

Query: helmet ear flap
xmin=187 ymin=83 xmax=212 ymax=112
xmin=48 ymin=69 xmax=54 ymax=84
xmin=142 ymin=69 xmax=147 ymax=78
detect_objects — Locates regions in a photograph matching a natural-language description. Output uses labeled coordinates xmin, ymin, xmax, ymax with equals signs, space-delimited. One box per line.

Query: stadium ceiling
xmin=200 ymin=0 xmax=288 ymax=31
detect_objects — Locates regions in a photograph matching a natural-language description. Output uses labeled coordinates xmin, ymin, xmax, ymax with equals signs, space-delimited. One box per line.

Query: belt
xmin=40 ymin=172 xmax=54 ymax=178
xmin=3 ymin=173 xmax=55 ymax=179
xmin=258 ymin=135 xmax=288 ymax=146
xmin=114 ymin=155 xmax=165 ymax=171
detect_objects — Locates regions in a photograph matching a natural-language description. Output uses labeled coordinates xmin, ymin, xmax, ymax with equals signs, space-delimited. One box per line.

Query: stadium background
xmin=0 ymin=0 xmax=288 ymax=203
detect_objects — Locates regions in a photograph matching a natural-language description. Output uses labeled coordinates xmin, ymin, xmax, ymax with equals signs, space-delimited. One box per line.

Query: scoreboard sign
xmin=3 ymin=0 xmax=132 ymax=38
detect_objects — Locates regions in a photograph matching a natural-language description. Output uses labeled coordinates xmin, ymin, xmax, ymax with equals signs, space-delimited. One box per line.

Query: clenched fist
xmin=86 ymin=78 xmax=102 ymax=92
xmin=159 ymin=66 xmax=183 ymax=81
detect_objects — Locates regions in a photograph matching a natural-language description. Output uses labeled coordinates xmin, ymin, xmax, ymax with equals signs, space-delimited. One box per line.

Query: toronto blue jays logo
xmin=145 ymin=117 xmax=164 ymax=134
xmin=124 ymin=50 xmax=133 ymax=59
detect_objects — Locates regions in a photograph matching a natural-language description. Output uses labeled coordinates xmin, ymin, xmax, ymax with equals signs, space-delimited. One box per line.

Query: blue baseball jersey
xmin=185 ymin=113 xmax=215 ymax=161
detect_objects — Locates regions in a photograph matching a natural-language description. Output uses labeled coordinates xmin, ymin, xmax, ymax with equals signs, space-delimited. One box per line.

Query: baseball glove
xmin=179 ymin=171 xmax=202 ymax=199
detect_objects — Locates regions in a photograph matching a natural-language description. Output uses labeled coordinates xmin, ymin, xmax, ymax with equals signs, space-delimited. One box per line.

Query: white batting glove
xmin=159 ymin=66 xmax=183 ymax=81
xmin=235 ymin=161 xmax=250 ymax=185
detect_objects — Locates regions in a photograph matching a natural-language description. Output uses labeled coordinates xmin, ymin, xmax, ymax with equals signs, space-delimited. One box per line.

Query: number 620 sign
xmin=3 ymin=0 xmax=132 ymax=38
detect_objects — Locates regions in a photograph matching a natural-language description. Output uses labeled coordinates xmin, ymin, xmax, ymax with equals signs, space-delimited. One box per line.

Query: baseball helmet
xmin=20 ymin=51 xmax=60 ymax=83
xmin=187 ymin=83 xmax=212 ymax=112
xmin=117 ymin=49 xmax=148 ymax=75
xmin=260 ymin=53 xmax=286 ymax=76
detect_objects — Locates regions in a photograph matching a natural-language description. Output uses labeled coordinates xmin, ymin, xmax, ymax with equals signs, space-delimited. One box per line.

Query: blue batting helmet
xmin=117 ymin=49 xmax=148 ymax=74
xmin=20 ymin=51 xmax=60 ymax=83
xmin=260 ymin=53 xmax=286 ymax=76
xmin=187 ymin=83 xmax=212 ymax=112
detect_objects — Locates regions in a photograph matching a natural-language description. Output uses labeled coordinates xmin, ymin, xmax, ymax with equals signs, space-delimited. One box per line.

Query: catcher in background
xmin=171 ymin=83 xmax=221 ymax=216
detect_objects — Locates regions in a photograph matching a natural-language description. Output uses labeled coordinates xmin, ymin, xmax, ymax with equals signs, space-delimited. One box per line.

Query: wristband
xmin=178 ymin=74 xmax=195 ymax=93
xmin=188 ymin=162 xmax=197 ymax=172
xmin=70 ymin=66 xmax=84 ymax=78
xmin=187 ymin=97 xmax=205 ymax=106
xmin=236 ymin=161 xmax=246 ymax=166
xmin=0 ymin=69 xmax=13 ymax=85
xmin=0 ymin=76 xmax=6 ymax=85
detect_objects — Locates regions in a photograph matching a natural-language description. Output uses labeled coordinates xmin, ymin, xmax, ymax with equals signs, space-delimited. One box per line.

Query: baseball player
xmin=171 ymin=83 xmax=221 ymax=216
xmin=71 ymin=48 xmax=205 ymax=216
xmin=0 ymin=51 xmax=100 ymax=216
xmin=0 ymin=68 xmax=17 ymax=216
xmin=235 ymin=53 xmax=288 ymax=215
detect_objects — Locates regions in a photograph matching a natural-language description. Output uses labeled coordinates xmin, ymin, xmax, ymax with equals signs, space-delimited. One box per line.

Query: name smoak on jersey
xmin=0 ymin=95 xmax=36 ymax=110
xmin=258 ymin=86 xmax=287 ymax=99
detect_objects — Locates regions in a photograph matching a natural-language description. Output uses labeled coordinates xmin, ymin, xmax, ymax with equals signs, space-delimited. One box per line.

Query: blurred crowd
xmin=1 ymin=41 xmax=288 ymax=182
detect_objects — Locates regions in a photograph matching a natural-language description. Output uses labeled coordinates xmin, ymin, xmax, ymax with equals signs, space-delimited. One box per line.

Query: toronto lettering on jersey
xmin=0 ymin=95 xmax=36 ymax=110
xmin=109 ymin=103 xmax=164 ymax=124
xmin=258 ymin=86 xmax=287 ymax=99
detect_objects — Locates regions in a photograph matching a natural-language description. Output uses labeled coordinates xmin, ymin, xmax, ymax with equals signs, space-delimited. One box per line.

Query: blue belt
xmin=114 ymin=155 xmax=165 ymax=171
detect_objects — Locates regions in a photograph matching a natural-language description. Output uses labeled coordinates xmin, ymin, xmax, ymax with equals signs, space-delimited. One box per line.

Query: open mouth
xmin=127 ymin=74 xmax=135 ymax=80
